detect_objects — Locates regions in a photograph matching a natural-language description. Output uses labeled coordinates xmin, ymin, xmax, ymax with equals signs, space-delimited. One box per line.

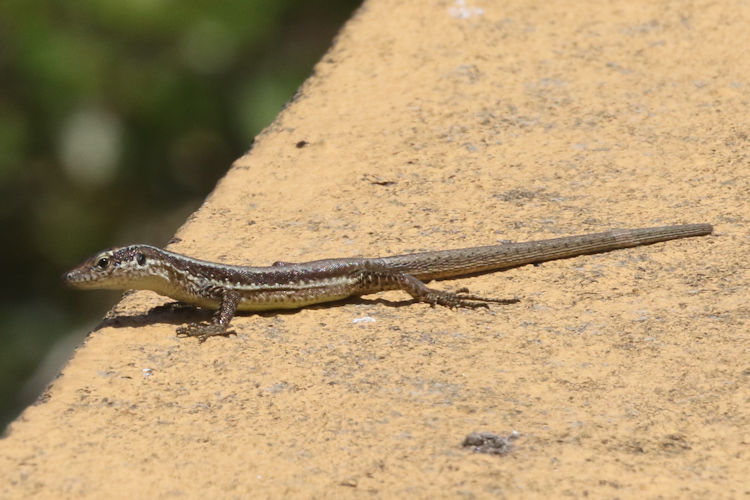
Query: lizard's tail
xmin=376 ymin=224 xmax=713 ymax=281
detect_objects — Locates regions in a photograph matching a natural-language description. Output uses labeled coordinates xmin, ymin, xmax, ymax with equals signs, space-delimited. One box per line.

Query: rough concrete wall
xmin=2 ymin=0 xmax=747 ymax=497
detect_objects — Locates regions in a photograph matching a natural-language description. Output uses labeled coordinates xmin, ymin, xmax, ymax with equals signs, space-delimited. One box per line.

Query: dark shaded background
xmin=0 ymin=0 xmax=360 ymax=432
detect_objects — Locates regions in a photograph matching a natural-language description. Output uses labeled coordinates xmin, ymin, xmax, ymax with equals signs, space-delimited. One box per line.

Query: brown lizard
xmin=64 ymin=223 xmax=712 ymax=341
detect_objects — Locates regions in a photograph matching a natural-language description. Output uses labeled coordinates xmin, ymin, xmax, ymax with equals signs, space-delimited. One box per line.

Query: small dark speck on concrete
xmin=296 ymin=140 xmax=308 ymax=148
xmin=462 ymin=430 xmax=519 ymax=456
xmin=362 ymin=173 xmax=396 ymax=186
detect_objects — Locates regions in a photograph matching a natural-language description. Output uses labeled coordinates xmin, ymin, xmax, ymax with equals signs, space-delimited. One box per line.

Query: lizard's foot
xmin=391 ymin=272 xmax=520 ymax=310
xmin=176 ymin=322 xmax=236 ymax=343
xmin=424 ymin=287 xmax=520 ymax=309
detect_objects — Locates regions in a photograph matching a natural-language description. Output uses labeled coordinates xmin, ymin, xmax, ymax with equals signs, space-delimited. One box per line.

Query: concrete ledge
xmin=2 ymin=0 xmax=747 ymax=497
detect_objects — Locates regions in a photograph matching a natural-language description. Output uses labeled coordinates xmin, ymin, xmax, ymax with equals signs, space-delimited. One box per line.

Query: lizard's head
xmin=63 ymin=245 xmax=167 ymax=290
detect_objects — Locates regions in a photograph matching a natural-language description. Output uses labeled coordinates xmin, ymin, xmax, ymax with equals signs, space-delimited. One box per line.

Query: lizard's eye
xmin=136 ymin=253 xmax=146 ymax=265
xmin=96 ymin=257 xmax=109 ymax=269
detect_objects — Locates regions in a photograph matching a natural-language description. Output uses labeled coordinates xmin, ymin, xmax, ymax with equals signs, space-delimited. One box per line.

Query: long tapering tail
xmin=375 ymin=224 xmax=713 ymax=281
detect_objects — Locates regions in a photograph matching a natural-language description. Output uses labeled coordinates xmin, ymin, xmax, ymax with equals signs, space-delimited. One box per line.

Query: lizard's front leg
xmin=177 ymin=289 xmax=241 ymax=342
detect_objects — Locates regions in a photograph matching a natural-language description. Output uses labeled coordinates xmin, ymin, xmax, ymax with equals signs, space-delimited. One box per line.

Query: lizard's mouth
xmin=62 ymin=268 xmax=100 ymax=288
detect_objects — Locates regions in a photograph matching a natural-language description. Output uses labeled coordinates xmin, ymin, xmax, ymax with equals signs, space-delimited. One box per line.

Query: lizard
xmin=63 ymin=223 xmax=712 ymax=341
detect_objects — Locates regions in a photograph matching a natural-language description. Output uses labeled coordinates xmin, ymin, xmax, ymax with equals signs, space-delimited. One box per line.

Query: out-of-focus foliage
xmin=0 ymin=0 xmax=360 ymax=431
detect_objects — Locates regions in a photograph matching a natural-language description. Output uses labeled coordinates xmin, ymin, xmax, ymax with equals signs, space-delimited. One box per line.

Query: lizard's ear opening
xmin=136 ymin=253 xmax=146 ymax=266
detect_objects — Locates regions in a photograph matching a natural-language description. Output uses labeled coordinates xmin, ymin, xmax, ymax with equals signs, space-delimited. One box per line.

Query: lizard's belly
xmin=237 ymin=289 xmax=354 ymax=311
xmin=235 ymin=276 xmax=363 ymax=311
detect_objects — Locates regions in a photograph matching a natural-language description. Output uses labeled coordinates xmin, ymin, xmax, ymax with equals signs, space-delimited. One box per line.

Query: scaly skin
xmin=64 ymin=223 xmax=713 ymax=341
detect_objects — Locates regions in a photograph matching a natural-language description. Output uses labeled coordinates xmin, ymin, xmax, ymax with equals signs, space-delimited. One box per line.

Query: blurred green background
xmin=0 ymin=0 xmax=360 ymax=432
